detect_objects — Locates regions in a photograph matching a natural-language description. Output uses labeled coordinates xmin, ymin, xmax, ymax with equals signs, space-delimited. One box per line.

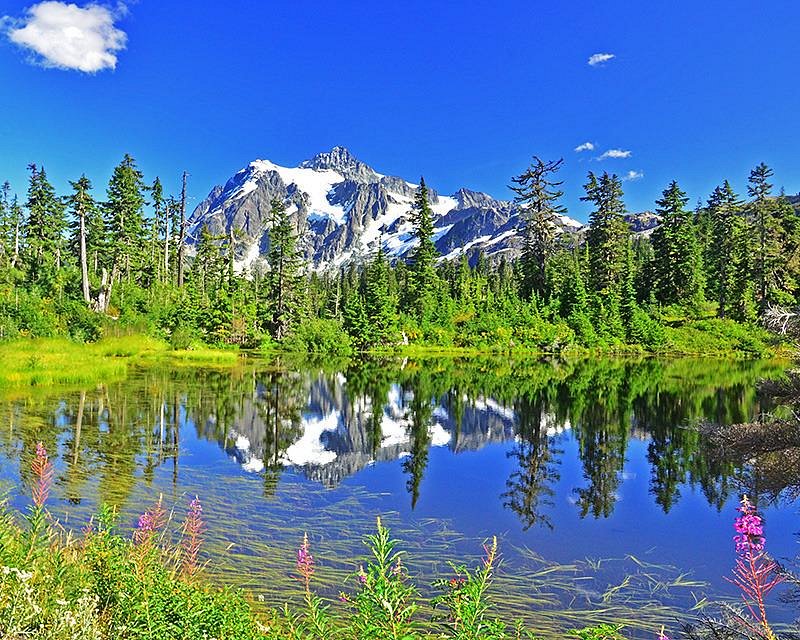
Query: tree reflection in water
xmin=0 ymin=356 xmax=793 ymax=529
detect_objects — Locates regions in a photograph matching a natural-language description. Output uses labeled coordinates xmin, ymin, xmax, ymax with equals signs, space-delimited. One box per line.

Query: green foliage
xmin=432 ymin=537 xmax=515 ymax=639
xmin=282 ymin=318 xmax=353 ymax=356
xmin=348 ymin=517 xmax=419 ymax=638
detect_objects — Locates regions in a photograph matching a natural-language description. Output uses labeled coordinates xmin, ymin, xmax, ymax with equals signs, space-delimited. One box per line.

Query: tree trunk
xmin=79 ymin=211 xmax=91 ymax=304
xmin=163 ymin=207 xmax=170 ymax=283
xmin=177 ymin=171 xmax=188 ymax=287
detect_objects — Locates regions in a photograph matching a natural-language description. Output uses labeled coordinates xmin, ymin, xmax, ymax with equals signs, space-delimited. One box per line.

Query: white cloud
xmin=6 ymin=2 xmax=127 ymax=73
xmin=574 ymin=142 xmax=594 ymax=152
xmin=598 ymin=148 xmax=632 ymax=160
xmin=588 ymin=52 xmax=615 ymax=66
xmin=622 ymin=170 xmax=644 ymax=182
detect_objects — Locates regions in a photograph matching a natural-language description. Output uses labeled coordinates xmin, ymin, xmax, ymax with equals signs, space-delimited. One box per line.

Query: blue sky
xmin=1 ymin=0 xmax=799 ymax=221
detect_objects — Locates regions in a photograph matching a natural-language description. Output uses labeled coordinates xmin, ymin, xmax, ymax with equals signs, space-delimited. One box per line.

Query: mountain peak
xmin=299 ymin=146 xmax=379 ymax=183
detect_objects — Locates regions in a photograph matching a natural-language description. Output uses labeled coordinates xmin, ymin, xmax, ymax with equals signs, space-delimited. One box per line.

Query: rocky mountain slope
xmin=187 ymin=146 xmax=586 ymax=272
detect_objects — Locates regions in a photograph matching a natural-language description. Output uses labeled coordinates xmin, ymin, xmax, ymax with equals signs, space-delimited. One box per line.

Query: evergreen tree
xmin=150 ymin=177 xmax=170 ymax=282
xmin=264 ymin=198 xmax=304 ymax=340
xmin=775 ymin=191 xmax=800 ymax=304
xmin=747 ymin=162 xmax=781 ymax=311
xmin=407 ymin=177 xmax=439 ymax=319
xmin=104 ymin=154 xmax=148 ymax=283
xmin=650 ymin=180 xmax=704 ymax=306
xmin=364 ymin=244 xmax=397 ymax=345
xmin=706 ymin=181 xmax=746 ymax=318
xmin=509 ymin=157 xmax=566 ymax=298
xmin=22 ymin=164 xmax=66 ymax=283
xmin=582 ymin=172 xmax=629 ymax=298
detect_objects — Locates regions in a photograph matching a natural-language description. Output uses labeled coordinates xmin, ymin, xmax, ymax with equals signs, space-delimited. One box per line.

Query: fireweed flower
xmin=134 ymin=495 xmax=166 ymax=548
xmin=181 ymin=496 xmax=204 ymax=578
xmin=31 ymin=441 xmax=54 ymax=508
xmin=726 ymin=495 xmax=783 ymax=640
xmin=297 ymin=533 xmax=314 ymax=592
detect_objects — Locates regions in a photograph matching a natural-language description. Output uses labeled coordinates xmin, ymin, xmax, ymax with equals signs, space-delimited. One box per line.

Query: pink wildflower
xmin=134 ymin=495 xmax=165 ymax=548
xmin=297 ymin=533 xmax=314 ymax=592
xmin=726 ymin=495 xmax=783 ymax=640
xmin=181 ymin=496 xmax=204 ymax=579
xmin=31 ymin=441 xmax=54 ymax=508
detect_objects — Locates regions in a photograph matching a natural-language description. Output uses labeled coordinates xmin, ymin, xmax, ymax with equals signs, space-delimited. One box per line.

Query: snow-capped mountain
xmin=187 ymin=146 xmax=584 ymax=271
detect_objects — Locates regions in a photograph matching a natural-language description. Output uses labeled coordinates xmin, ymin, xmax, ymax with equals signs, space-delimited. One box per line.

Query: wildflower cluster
xmin=733 ymin=496 xmax=765 ymax=554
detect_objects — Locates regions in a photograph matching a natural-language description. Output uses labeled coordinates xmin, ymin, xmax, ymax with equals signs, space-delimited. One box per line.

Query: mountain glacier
xmin=186 ymin=146 xmax=585 ymax=272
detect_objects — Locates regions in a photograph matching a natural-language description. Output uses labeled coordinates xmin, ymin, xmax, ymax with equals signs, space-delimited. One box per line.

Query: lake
xmin=0 ymin=355 xmax=797 ymax=636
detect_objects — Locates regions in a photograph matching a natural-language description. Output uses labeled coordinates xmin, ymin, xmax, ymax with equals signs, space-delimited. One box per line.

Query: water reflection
xmin=0 ymin=356 xmax=789 ymax=530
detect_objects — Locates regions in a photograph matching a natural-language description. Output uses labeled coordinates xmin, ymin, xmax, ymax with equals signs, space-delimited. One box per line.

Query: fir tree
xmin=265 ymin=198 xmax=304 ymax=341
xmin=509 ymin=157 xmax=566 ymax=298
xmin=22 ymin=164 xmax=66 ymax=283
xmin=364 ymin=244 xmax=397 ymax=345
xmin=747 ymin=162 xmax=781 ymax=311
xmin=0 ymin=182 xmax=11 ymax=264
xmin=650 ymin=180 xmax=704 ymax=306
xmin=407 ymin=177 xmax=439 ymax=319
xmin=150 ymin=177 xmax=170 ymax=282
xmin=105 ymin=154 xmax=148 ymax=283
xmin=707 ymin=181 xmax=745 ymax=318
xmin=582 ymin=172 xmax=629 ymax=297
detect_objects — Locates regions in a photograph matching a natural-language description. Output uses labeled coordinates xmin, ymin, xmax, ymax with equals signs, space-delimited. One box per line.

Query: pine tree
xmin=150 ymin=177 xmax=170 ymax=282
xmin=407 ymin=177 xmax=439 ymax=319
xmin=582 ymin=172 xmax=629 ymax=297
xmin=650 ymin=180 xmax=704 ymax=306
xmin=265 ymin=198 xmax=304 ymax=340
xmin=775 ymin=191 xmax=800 ymax=304
xmin=509 ymin=157 xmax=566 ymax=298
xmin=364 ymin=244 xmax=397 ymax=345
xmin=747 ymin=162 xmax=781 ymax=312
xmin=105 ymin=154 xmax=148 ymax=283
xmin=22 ymin=164 xmax=66 ymax=283
xmin=707 ymin=181 xmax=745 ymax=318
xmin=66 ymin=175 xmax=97 ymax=304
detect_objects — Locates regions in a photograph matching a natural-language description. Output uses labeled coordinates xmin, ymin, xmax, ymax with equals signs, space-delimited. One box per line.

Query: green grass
xmin=0 ymin=335 xmax=242 ymax=392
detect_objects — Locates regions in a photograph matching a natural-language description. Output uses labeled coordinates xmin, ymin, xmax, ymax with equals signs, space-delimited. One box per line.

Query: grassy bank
xmin=0 ymin=335 xmax=241 ymax=392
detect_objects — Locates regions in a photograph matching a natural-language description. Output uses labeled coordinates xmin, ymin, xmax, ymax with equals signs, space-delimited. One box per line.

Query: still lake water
xmin=0 ymin=355 xmax=797 ymax=634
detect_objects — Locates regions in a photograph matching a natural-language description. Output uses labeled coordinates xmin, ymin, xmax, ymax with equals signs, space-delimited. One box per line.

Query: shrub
xmin=283 ymin=319 xmax=353 ymax=356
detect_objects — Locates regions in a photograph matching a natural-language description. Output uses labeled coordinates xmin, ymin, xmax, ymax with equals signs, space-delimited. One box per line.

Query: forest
xmin=0 ymin=155 xmax=797 ymax=356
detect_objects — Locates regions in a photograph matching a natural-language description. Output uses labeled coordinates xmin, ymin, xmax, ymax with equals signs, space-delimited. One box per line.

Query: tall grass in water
xmin=8 ymin=444 xmax=790 ymax=639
